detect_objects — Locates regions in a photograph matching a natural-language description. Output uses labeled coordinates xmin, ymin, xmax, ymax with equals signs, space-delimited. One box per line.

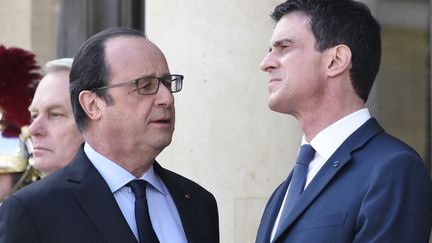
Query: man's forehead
xmin=29 ymin=102 xmax=68 ymax=112
xmin=30 ymin=75 xmax=71 ymax=111
xmin=36 ymin=72 xmax=69 ymax=92
xmin=106 ymin=37 xmax=165 ymax=63
xmin=105 ymin=36 xmax=155 ymax=54
xmin=270 ymin=13 xmax=312 ymax=45
xmin=105 ymin=36 xmax=169 ymax=80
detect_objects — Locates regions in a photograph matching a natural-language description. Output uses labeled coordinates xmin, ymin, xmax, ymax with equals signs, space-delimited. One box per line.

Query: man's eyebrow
xmin=28 ymin=103 xmax=66 ymax=113
xmin=268 ymin=38 xmax=294 ymax=52
xmin=272 ymin=38 xmax=294 ymax=47
xmin=135 ymin=73 xmax=171 ymax=79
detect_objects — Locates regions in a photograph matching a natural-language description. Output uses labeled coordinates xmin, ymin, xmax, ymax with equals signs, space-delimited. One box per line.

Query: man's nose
xmin=155 ymin=84 xmax=174 ymax=107
xmin=28 ymin=115 xmax=46 ymax=137
xmin=260 ymin=51 xmax=279 ymax=73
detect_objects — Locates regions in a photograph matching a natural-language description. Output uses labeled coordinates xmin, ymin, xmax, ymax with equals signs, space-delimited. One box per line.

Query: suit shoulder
xmin=361 ymin=131 xmax=422 ymax=162
xmin=9 ymin=167 xmax=69 ymax=205
xmin=375 ymin=132 xmax=419 ymax=153
xmin=154 ymin=163 xmax=216 ymax=201
xmin=358 ymin=131 xmax=430 ymax=182
xmin=161 ymin=167 xmax=213 ymax=192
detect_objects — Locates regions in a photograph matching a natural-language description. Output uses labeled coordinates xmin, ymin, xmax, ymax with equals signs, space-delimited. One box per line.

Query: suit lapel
xmin=255 ymin=178 xmax=290 ymax=243
xmin=272 ymin=118 xmax=384 ymax=242
xmin=272 ymin=144 xmax=352 ymax=242
xmin=153 ymin=162 xmax=199 ymax=243
xmin=67 ymin=147 xmax=137 ymax=243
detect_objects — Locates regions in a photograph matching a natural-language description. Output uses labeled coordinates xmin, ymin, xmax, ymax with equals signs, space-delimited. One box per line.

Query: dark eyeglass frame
xmin=93 ymin=74 xmax=183 ymax=95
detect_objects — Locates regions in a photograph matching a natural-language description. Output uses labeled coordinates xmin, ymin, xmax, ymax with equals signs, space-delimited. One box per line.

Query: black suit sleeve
xmin=0 ymin=196 xmax=42 ymax=243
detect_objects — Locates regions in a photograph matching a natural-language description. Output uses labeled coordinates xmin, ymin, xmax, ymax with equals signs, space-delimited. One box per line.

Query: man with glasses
xmin=0 ymin=27 xmax=219 ymax=243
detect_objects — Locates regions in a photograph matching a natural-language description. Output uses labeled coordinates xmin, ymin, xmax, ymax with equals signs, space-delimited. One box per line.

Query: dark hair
xmin=70 ymin=27 xmax=145 ymax=132
xmin=271 ymin=0 xmax=381 ymax=102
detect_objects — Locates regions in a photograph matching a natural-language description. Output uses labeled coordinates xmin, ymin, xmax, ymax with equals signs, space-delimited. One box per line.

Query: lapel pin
xmin=184 ymin=194 xmax=191 ymax=199
xmin=333 ymin=161 xmax=339 ymax=167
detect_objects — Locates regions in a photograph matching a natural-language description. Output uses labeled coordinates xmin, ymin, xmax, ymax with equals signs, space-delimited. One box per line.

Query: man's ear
xmin=326 ymin=44 xmax=352 ymax=77
xmin=78 ymin=91 xmax=102 ymax=121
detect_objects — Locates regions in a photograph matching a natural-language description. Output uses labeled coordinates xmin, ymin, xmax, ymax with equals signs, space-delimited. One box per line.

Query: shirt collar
xmin=302 ymin=108 xmax=371 ymax=161
xmin=83 ymin=142 xmax=166 ymax=195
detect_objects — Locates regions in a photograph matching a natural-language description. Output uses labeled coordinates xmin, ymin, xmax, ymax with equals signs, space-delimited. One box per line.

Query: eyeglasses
xmin=93 ymin=74 xmax=183 ymax=95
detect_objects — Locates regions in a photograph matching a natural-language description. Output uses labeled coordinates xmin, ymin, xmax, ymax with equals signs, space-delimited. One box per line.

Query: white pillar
xmin=0 ymin=0 xmax=57 ymax=66
xmin=0 ymin=0 xmax=32 ymax=49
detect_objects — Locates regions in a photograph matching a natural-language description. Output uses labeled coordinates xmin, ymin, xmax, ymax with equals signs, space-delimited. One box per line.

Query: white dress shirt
xmin=270 ymin=108 xmax=371 ymax=241
xmin=84 ymin=143 xmax=188 ymax=243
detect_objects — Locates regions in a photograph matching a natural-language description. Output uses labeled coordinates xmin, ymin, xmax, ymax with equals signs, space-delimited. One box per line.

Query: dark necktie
xmin=276 ymin=144 xmax=315 ymax=233
xmin=128 ymin=180 xmax=160 ymax=243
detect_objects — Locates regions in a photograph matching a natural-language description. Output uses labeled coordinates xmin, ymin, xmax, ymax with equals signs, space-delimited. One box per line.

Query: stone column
xmin=0 ymin=0 xmax=57 ymax=67
xmin=0 ymin=0 xmax=32 ymax=49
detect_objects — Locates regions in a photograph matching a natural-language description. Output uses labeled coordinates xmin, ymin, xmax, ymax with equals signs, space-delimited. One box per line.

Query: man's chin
xmin=32 ymin=158 xmax=55 ymax=177
xmin=158 ymin=138 xmax=173 ymax=150
xmin=268 ymin=99 xmax=283 ymax=113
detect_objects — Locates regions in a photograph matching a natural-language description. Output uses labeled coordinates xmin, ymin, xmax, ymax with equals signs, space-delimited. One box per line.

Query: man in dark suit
xmin=0 ymin=27 xmax=219 ymax=243
xmin=256 ymin=0 xmax=432 ymax=242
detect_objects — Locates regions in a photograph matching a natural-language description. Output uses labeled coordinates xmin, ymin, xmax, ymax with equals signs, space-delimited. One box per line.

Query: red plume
xmin=0 ymin=45 xmax=42 ymax=137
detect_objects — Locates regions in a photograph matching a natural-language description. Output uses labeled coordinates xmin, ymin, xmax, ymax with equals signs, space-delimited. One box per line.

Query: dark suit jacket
xmin=256 ymin=118 xmax=432 ymax=243
xmin=0 ymin=146 xmax=219 ymax=243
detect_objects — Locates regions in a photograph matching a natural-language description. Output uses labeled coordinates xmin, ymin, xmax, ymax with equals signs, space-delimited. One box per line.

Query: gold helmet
xmin=0 ymin=125 xmax=40 ymax=201
xmin=0 ymin=126 xmax=27 ymax=174
xmin=0 ymin=45 xmax=42 ymax=201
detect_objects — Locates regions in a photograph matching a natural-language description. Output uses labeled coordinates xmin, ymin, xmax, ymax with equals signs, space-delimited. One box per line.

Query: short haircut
xmin=271 ymin=0 xmax=381 ymax=102
xmin=69 ymin=27 xmax=145 ymax=132
xmin=44 ymin=58 xmax=73 ymax=73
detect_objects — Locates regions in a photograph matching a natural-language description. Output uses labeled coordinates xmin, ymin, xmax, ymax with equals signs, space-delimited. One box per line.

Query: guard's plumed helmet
xmin=0 ymin=45 xmax=41 ymax=197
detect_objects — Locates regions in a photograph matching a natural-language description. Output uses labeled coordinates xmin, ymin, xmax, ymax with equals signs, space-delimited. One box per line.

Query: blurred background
xmin=0 ymin=0 xmax=430 ymax=242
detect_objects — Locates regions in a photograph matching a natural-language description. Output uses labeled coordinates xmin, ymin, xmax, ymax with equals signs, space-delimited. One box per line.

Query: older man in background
xmin=28 ymin=58 xmax=84 ymax=177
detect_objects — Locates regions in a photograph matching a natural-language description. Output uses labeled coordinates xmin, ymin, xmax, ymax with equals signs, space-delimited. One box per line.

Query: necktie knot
xmin=296 ymin=144 xmax=315 ymax=167
xmin=128 ymin=180 xmax=148 ymax=199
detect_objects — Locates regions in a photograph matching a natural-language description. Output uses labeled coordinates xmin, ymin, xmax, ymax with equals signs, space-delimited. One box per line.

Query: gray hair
xmin=44 ymin=58 xmax=73 ymax=74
